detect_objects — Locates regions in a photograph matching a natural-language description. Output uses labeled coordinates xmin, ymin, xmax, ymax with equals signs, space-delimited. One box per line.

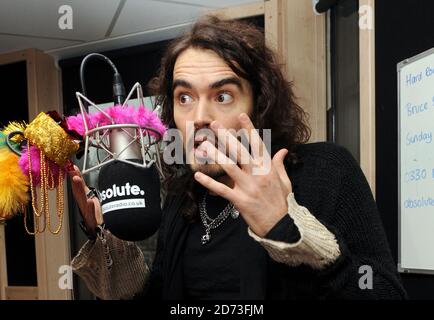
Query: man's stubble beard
xmin=185 ymin=134 xmax=226 ymax=178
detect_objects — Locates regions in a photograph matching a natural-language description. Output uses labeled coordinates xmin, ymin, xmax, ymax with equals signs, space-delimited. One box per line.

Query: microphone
xmin=97 ymin=108 xmax=162 ymax=241
xmin=98 ymin=160 xmax=161 ymax=241
xmin=74 ymin=53 xmax=165 ymax=241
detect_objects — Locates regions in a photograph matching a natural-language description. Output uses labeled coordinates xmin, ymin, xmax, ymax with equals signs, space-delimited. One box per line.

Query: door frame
xmin=0 ymin=49 xmax=72 ymax=300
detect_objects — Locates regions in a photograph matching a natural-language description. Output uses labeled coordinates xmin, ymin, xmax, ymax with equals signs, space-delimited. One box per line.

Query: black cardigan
xmin=139 ymin=142 xmax=407 ymax=299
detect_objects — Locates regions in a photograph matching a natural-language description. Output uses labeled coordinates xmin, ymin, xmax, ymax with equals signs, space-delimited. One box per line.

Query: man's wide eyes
xmin=176 ymin=92 xmax=234 ymax=105
xmin=216 ymin=92 xmax=233 ymax=104
xmin=179 ymin=94 xmax=193 ymax=104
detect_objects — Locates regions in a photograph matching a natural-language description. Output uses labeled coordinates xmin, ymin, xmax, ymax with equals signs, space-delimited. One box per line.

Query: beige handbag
xmin=71 ymin=227 xmax=149 ymax=300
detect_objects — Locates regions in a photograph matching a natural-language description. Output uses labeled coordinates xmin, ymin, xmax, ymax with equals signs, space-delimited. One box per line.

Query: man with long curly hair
xmin=70 ymin=16 xmax=407 ymax=300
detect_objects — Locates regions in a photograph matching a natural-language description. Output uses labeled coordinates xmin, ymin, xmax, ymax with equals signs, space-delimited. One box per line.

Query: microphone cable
xmin=79 ymin=53 xmax=126 ymax=109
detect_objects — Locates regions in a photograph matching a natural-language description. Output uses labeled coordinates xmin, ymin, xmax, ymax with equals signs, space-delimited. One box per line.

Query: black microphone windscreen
xmin=98 ymin=160 xmax=162 ymax=241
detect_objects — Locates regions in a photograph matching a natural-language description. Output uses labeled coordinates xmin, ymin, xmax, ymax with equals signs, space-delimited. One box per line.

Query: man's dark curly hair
xmin=148 ymin=15 xmax=311 ymax=222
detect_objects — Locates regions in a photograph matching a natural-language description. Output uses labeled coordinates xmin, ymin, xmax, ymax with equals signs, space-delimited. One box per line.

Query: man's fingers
xmin=238 ymin=113 xmax=270 ymax=161
xmin=199 ymin=140 xmax=247 ymax=184
xmin=67 ymin=165 xmax=103 ymax=230
xmin=71 ymin=176 xmax=88 ymax=202
xmin=194 ymin=171 xmax=234 ymax=201
xmin=92 ymin=198 xmax=104 ymax=225
xmin=86 ymin=199 xmax=97 ymax=221
xmin=272 ymin=148 xmax=292 ymax=194
xmin=272 ymin=148 xmax=288 ymax=166
xmin=210 ymin=120 xmax=253 ymax=171
xmin=67 ymin=165 xmax=83 ymax=179
xmin=68 ymin=166 xmax=95 ymax=223
xmin=69 ymin=166 xmax=90 ymax=194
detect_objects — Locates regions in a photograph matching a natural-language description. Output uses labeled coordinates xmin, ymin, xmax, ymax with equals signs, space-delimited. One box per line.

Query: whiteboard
xmin=398 ymin=47 xmax=434 ymax=274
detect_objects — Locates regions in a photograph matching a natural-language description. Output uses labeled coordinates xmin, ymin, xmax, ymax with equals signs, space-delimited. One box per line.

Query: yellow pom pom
xmin=0 ymin=149 xmax=29 ymax=221
xmin=0 ymin=147 xmax=9 ymax=162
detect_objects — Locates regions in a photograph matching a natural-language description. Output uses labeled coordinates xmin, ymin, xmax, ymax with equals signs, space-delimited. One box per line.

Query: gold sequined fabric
xmin=24 ymin=112 xmax=79 ymax=166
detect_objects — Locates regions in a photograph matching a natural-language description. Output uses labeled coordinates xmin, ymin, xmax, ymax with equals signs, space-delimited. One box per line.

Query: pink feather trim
xmin=66 ymin=105 xmax=167 ymax=139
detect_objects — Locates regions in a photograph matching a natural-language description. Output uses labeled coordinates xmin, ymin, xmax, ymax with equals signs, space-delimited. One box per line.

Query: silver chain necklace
xmin=199 ymin=191 xmax=239 ymax=245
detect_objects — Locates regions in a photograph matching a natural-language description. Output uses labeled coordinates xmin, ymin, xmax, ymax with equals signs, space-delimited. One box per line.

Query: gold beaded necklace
xmin=24 ymin=143 xmax=64 ymax=235
xmin=20 ymin=111 xmax=79 ymax=236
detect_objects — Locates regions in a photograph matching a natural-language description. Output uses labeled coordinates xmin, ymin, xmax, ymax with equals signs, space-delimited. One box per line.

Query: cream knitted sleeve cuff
xmin=248 ymin=193 xmax=341 ymax=269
